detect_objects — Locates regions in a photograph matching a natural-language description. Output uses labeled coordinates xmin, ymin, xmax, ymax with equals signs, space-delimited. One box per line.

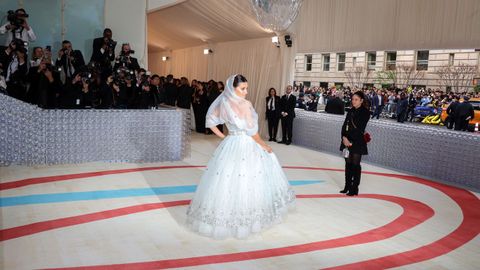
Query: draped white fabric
xmin=206 ymin=75 xmax=259 ymax=136
xmin=147 ymin=0 xmax=480 ymax=136
xmin=149 ymin=37 xmax=295 ymax=136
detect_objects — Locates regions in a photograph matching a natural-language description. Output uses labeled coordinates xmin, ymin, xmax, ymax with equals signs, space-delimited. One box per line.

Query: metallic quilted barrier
xmin=293 ymin=109 xmax=480 ymax=191
xmin=0 ymin=94 xmax=190 ymax=166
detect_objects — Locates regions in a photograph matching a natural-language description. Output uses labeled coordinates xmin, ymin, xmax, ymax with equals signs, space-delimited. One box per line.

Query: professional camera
xmin=113 ymin=67 xmax=134 ymax=83
xmin=105 ymin=38 xmax=117 ymax=51
xmin=78 ymin=71 xmax=92 ymax=84
xmin=7 ymin=10 xmax=28 ymax=28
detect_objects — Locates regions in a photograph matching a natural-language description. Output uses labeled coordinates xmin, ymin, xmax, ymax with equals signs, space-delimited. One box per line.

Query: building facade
xmin=294 ymin=49 xmax=480 ymax=92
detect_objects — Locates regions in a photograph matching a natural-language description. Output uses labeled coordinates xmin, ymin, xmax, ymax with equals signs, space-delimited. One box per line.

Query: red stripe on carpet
xmin=30 ymin=194 xmax=432 ymax=270
xmin=0 ymin=166 xmax=205 ymax=190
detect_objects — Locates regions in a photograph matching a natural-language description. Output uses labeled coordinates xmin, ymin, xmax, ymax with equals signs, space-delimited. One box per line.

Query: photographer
xmin=135 ymin=74 xmax=158 ymax=109
xmin=61 ymin=71 xmax=93 ymax=109
xmin=0 ymin=39 xmax=18 ymax=77
xmin=90 ymin=28 xmax=116 ymax=78
xmin=56 ymin=40 xmax=85 ymax=83
xmin=5 ymin=44 xmax=28 ymax=101
xmin=113 ymin=43 xmax=140 ymax=72
xmin=0 ymin=9 xmax=36 ymax=47
xmin=28 ymin=60 xmax=61 ymax=108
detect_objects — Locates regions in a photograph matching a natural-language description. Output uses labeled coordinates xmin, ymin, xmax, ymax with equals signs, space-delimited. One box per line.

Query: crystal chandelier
xmin=251 ymin=0 xmax=303 ymax=33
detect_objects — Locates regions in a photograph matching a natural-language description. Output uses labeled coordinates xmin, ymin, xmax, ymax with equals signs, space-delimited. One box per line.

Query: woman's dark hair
xmin=233 ymin=74 xmax=247 ymax=87
xmin=352 ymin=91 xmax=370 ymax=109
xmin=269 ymin=87 xmax=277 ymax=96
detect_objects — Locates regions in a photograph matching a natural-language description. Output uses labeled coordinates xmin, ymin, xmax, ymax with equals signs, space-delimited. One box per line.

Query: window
xmin=337 ymin=53 xmax=346 ymax=71
xmin=385 ymin=51 xmax=397 ymax=70
xmin=303 ymin=81 xmax=311 ymax=87
xmin=305 ymin=54 xmax=312 ymax=71
xmin=335 ymin=82 xmax=344 ymax=89
xmin=448 ymin=53 xmax=454 ymax=66
xmin=416 ymin=51 xmax=429 ymax=71
xmin=352 ymin=57 xmax=357 ymax=67
xmin=323 ymin=54 xmax=330 ymax=71
xmin=367 ymin=52 xmax=376 ymax=70
xmin=320 ymin=82 xmax=328 ymax=89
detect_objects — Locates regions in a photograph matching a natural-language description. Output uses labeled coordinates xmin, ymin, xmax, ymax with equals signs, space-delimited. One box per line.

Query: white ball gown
xmin=186 ymin=75 xmax=295 ymax=239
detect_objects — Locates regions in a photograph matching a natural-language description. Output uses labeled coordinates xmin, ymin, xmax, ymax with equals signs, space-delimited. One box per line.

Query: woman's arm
xmin=252 ymin=133 xmax=272 ymax=153
xmin=209 ymin=126 xmax=225 ymax=139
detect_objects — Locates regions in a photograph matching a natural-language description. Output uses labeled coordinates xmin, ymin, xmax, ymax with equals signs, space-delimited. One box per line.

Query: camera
xmin=113 ymin=67 xmax=134 ymax=83
xmin=78 ymin=71 xmax=92 ymax=84
xmin=105 ymin=38 xmax=117 ymax=50
xmin=7 ymin=10 xmax=28 ymax=28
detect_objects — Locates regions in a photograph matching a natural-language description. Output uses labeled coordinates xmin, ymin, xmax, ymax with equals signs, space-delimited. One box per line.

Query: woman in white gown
xmin=186 ymin=74 xmax=296 ymax=239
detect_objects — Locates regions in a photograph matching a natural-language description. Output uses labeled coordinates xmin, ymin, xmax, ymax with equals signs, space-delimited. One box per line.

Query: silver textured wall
xmin=293 ymin=110 xmax=480 ymax=191
xmin=0 ymin=94 xmax=190 ymax=166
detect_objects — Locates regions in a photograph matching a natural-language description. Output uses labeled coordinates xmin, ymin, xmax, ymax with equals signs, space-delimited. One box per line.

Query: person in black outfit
xmin=113 ymin=43 xmax=140 ymax=72
xmin=63 ymin=73 xmax=94 ymax=109
xmin=192 ymin=82 xmax=208 ymax=133
xmin=28 ymin=60 xmax=61 ymax=108
xmin=454 ymin=96 xmax=475 ymax=131
xmin=266 ymin=87 xmax=280 ymax=141
xmin=5 ymin=46 xmax=28 ymax=101
xmin=396 ymin=93 xmax=408 ymax=123
xmin=278 ymin=85 xmax=296 ymax=145
xmin=55 ymin=40 xmax=85 ymax=83
xmin=150 ymin=75 xmax=165 ymax=106
xmin=177 ymin=77 xmax=194 ymax=109
xmin=371 ymin=90 xmax=385 ymax=119
xmin=206 ymin=80 xmax=223 ymax=133
xmin=163 ymin=74 xmax=177 ymax=106
xmin=405 ymin=93 xmax=417 ymax=122
xmin=445 ymin=96 xmax=459 ymax=129
xmin=325 ymin=93 xmax=345 ymax=115
xmin=90 ymin=28 xmax=116 ymax=79
xmin=340 ymin=91 xmax=371 ymax=196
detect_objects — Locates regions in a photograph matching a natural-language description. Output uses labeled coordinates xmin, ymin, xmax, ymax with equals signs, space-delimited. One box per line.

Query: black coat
xmin=113 ymin=56 xmax=140 ymax=72
xmin=164 ymin=82 xmax=177 ymax=106
xmin=265 ymin=96 xmax=281 ymax=118
xmin=55 ymin=50 xmax=85 ymax=76
xmin=177 ymin=85 xmax=194 ymax=109
xmin=90 ymin=37 xmax=115 ymax=66
xmin=340 ymin=106 xmax=370 ymax=155
xmin=280 ymin=94 xmax=296 ymax=118
xmin=325 ymin=97 xmax=345 ymax=115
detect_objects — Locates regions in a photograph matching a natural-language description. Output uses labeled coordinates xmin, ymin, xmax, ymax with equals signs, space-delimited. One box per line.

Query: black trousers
xmin=281 ymin=116 xmax=294 ymax=142
xmin=267 ymin=115 xmax=279 ymax=139
xmin=454 ymin=116 xmax=469 ymax=131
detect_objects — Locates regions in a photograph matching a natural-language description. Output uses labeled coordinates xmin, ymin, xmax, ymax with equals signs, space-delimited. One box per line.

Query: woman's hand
xmin=262 ymin=144 xmax=273 ymax=153
xmin=342 ymin=136 xmax=352 ymax=147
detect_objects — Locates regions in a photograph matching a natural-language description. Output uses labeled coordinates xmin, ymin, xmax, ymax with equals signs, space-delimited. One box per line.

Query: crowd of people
xmin=290 ymin=84 xmax=478 ymax=131
xmin=1 ymin=9 xmax=477 ymax=135
xmin=0 ymin=9 xmax=224 ymax=115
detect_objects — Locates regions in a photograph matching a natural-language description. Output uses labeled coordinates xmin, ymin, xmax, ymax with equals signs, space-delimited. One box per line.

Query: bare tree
xmin=344 ymin=67 xmax=372 ymax=88
xmin=435 ymin=63 xmax=479 ymax=93
xmin=375 ymin=64 xmax=425 ymax=89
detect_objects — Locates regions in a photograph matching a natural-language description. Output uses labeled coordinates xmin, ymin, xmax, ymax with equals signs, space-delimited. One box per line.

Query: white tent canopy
xmin=146 ymin=0 xmax=480 ymax=136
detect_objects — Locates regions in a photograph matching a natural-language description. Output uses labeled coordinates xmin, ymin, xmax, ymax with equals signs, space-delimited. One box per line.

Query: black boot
xmin=340 ymin=162 xmax=352 ymax=193
xmin=347 ymin=164 xmax=361 ymax=196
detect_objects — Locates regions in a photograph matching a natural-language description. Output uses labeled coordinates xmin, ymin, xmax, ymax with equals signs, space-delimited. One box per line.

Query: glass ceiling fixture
xmin=251 ymin=0 xmax=303 ymax=33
